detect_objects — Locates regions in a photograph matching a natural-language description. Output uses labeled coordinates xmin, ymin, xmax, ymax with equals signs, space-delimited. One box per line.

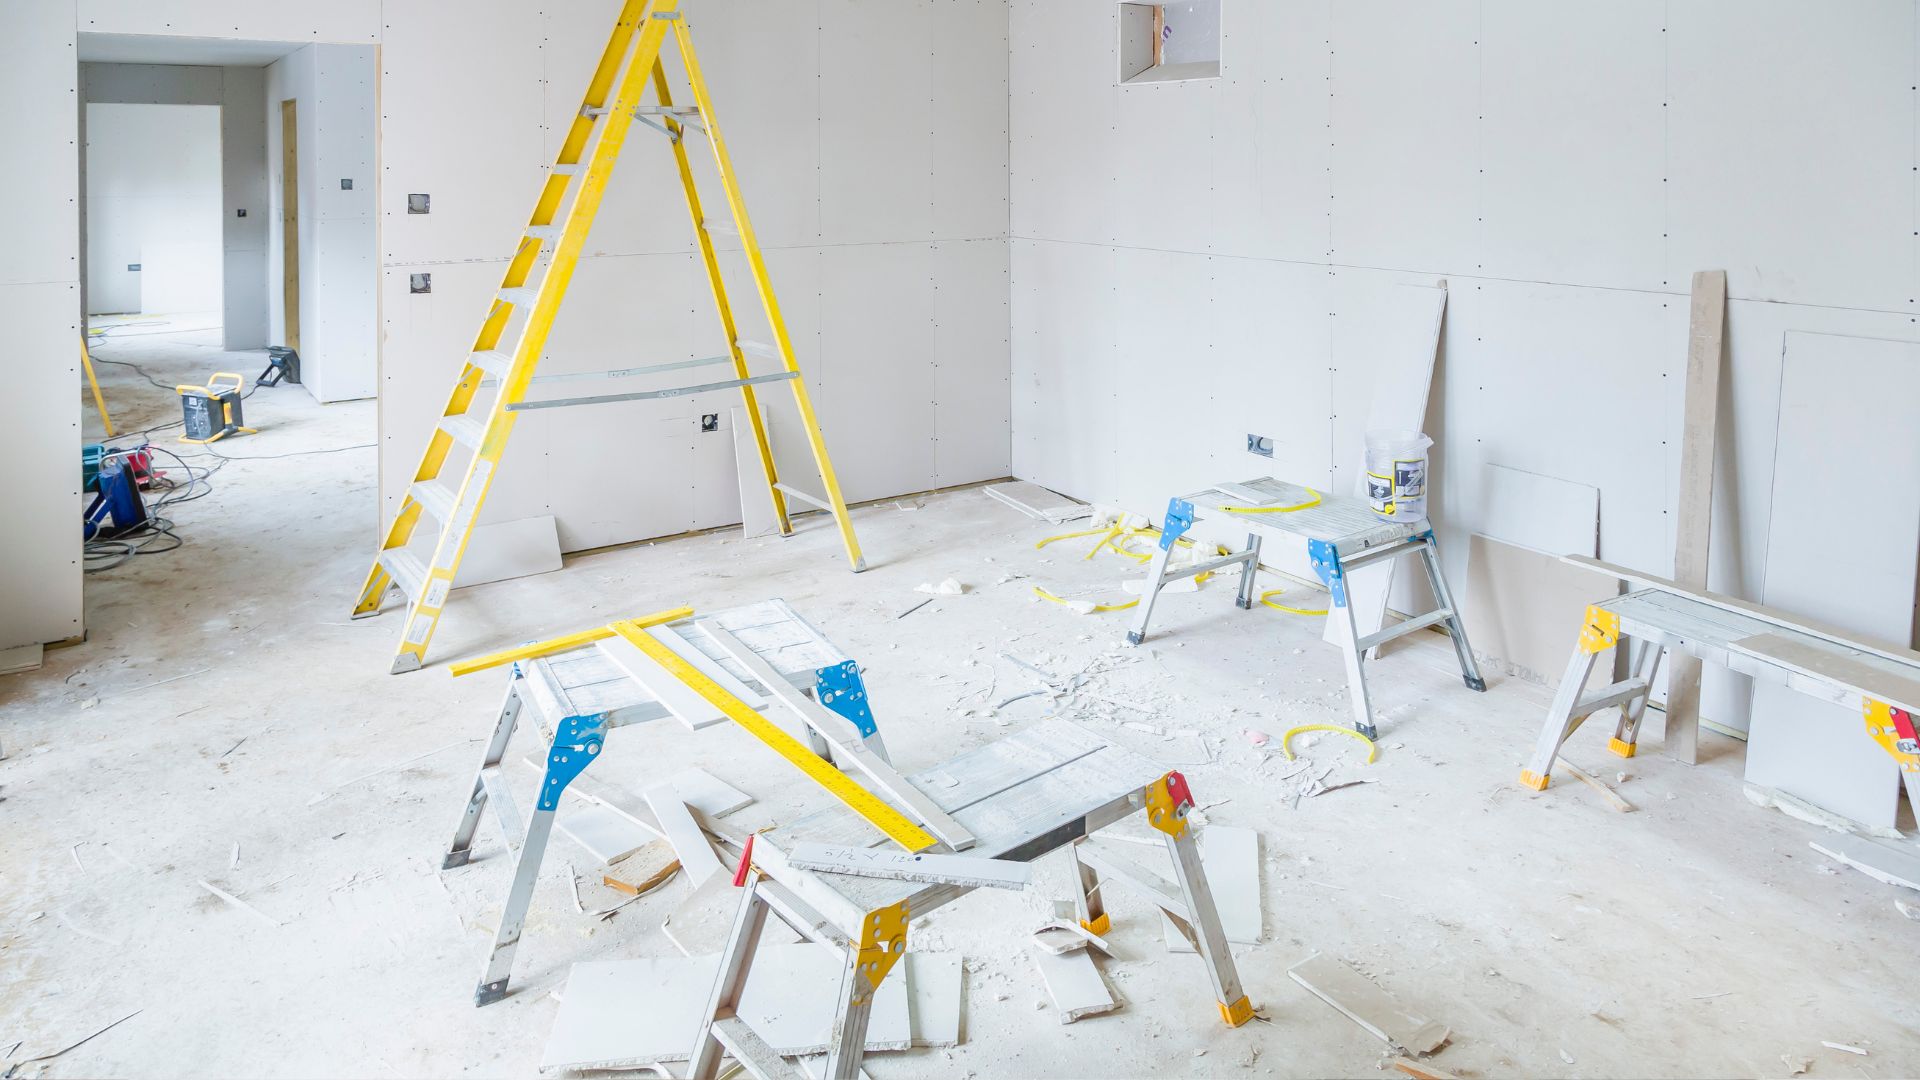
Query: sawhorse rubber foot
xmin=1126 ymin=631 xmax=1145 ymax=646
xmin=1079 ymin=914 xmax=1110 ymax=937
xmin=475 ymin=980 xmax=508 ymax=1007
xmin=1519 ymin=769 xmax=1550 ymax=791
xmin=1607 ymin=737 xmax=1637 ymax=759
xmin=442 ymin=849 xmax=472 ymax=870
xmin=1464 ymin=674 xmax=1487 ymax=692
xmin=1354 ymin=723 xmax=1378 ymax=741
xmin=1235 ymin=597 xmax=1253 ymax=610
xmin=1218 ymin=995 xmax=1255 ymax=1027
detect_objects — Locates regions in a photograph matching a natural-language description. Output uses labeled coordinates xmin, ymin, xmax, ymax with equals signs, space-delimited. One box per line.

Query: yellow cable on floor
xmin=1259 ymin=589 xmax=1328 ymax=616
xmin=1280 ymin=724 xmax=1378 ymax=764
xmin=1035 ymin=525 xmax=1115 ymax=549
xmin=1083 ymin=524 xmax=1124 ymax=561
xmin=1032 ymin=585 xmax=1138 ymax=613
xmin=1218 ymin=488 xmax=1322 ymax=514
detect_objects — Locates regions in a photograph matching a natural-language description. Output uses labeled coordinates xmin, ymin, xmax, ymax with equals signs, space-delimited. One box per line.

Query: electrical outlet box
xmin=701 ymin=413 xmax=720 ymax=433
xmin=1247 ymin=434 xmax=1274 ymax=458
xmin=410 ymin=273 xmax=431 ymax=294
xmin=340 ymin=178 xmax=353 ymax=190
xmin=127 ymin=263 xmax=141 ymax=272
xmin=407 ymin=193 xmax=430 ymax=214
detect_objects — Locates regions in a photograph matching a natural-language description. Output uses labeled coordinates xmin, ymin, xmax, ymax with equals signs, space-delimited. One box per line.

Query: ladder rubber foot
xmin=1607 ymin=737 xmax=1637 ymax=759
xmin=1126 ymin=632 xmax=1145 ymax=646
xmin=1464 ymin=674 xmax=1488 ymax=692
xmin=1079 ymin=914 xmax=1110 ymax=937
xmin=475 ymin=980 xmax=508 ymax=1007
xmin=442 ymin=849 xmax=472 ymax=870
xmin=350 ymin=607 xmax=383 ymax=621
xmin=1519 ymin=769 xmax=1550 ymax=791
xmin=1218 ymin=995 xmax=1255 ymax=1028
xmin=1235 ymin=597 xmax=1253 ymax=610
xmin=390 ymin=654 xmax=424 ymax=676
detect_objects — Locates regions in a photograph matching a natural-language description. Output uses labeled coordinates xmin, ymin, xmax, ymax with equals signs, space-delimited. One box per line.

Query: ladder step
xmin=498 ymin=286 xmax=539 ymax=307
xmin=469 ymin=350 xmax=513 ymax=379
xmin=552 ymin=162 xmax=581 ymax=175
xmin=734 ymin=339 xmax=779 ymax=361
xmin=709 ymin=1016 xmax=792 ymax=1080
xmin=479 ymin=766 xmax=525 ymax=853
xmin=703 ymin=218 xmax=740 ymax=236
xmin=635 ymin=105 xmax=701 ymax=117
xmin=440 ymin=414 xmax=487 ymax=450
xmin=526 ymin=224 xmax=561 ymax=242
xmin=409 ymin=479 xmax=458 ymax=524
xmin=380 ymin=548 xmax=428 ymax=602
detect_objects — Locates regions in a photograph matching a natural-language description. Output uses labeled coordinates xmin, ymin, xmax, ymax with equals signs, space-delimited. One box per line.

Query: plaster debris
xmin=1896 ymin=898 xmax=1919 ymax=920
xmin=1780 ymin=1054 xmax=1810 ymax=1075
xmin=915 ymin=578 xmax=967 ymax=596
xmin=1821 ymin=1040 xmax=1868 ymax=1055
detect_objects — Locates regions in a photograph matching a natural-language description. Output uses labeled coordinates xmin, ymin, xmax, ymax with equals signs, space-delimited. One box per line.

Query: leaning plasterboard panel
xmin=1111 ymin=75 xmax=1216 ymax=255
xmin=1745 ymin=331 xmax=1920 ymax=829
xmin=379 ymin=0 xmax=542 ymax=268
xmin=1010 ymin=239 xmax=1119 ymax=502
xmin=931 ymin=0 xmax=1011 ymax=241
xmin=0 ymin=282 xmax=84 ymax=649
xmin=1327 ymin=275 xmax=1446 ymax=497
xmin=1007 ymin=3 xmax=1117 ymax=244
xmin=1666 ymin=2 xmax=1913 ymax=310
xmin=814 ymin=243 xmax=937 ymax=503
xmin=1464 ymin=535 xmax=1618 ymax=688
xmin=1478 ymin=465 xmax=1600 ymax=558
xmin=0 ymin=1 xmax=80 ymax=289
xmin=546 ymin=416 xmax=699 ymax=552
xmin=1477 ymin=0 xmax=1664 ymax=292
xmin=1207 ymin=0 xmax=1333 ymax=263
xmin=75 ymin=0 xmax=380 ymax=44
xmin=932 ymin=239 xmax=1012 ymax=487
xmin=819 ymin=0 xmax=934 ymax=247
xmin=1109 ymin=247 xmax=1219 ymax=515
xmin=1326 ymin=0 xmax=1478 ymax=274
xmin=456 ymin=516 xmax=563 ymax=588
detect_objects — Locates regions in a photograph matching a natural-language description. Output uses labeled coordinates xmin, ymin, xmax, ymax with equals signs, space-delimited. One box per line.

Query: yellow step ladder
xmin=351 ymin=0 xmax=867 ymax=674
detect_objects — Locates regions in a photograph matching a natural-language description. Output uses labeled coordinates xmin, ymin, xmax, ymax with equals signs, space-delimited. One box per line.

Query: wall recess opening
xmin=1119 ymin=1 xmax=1221 ymax=85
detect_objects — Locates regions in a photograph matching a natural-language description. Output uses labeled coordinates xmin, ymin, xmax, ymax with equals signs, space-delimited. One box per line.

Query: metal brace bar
xmin=480 ymin=353 xmax=731 ymax=389
xmin=1355 ymin=608 xmax=1453 ymax=653
xmin=505 ymin=371 xmax=797 ymax=412
xmin=1157 ymin=549 xmax=1257 ymax=584
xmin=773 ymin=483 xmax=833 ymax=512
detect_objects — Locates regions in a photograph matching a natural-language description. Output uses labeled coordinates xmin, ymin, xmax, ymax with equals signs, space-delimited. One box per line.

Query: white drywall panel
xmin=1206 ymin=258 xmax=1334 ymax=488
xmin=1478 ymin=0 xmax=1664 ymax=292
xmin=932 ymin=0 xmax=1011 ymax=241
xmin=1325 ymin=0 xmax=1478 ymax=274
xmin=75 ymin=1 xmax=380 ymax=45
xmin=1666 ymin=1 xmax=1915 ymax=310
xmin=308 ymin=217 xmax=377 ymax=402
xmin=380 ymin=0 xmax=543 ymax=268
xmin=1009 ymin=1 xmax=1117 ymax=244
xmin=85 ymin=103 xmax=224 ymax=316
xmin=815 ymin=243 xmax=936 ymax=502
xmin=1745 ymin=332 xmax=1920 ymax=828
xmin=0 ymin=0 xmax=81 ymax=289
xmin=1109 ymin=247 xmax=1215 ymax=514
xmin=0 ymin=281 xmax=83 ymax=650
xmin=1112 ymin=74 xmax=1217 ymax=254
xmin=932 ymin=238 xmax=1011 ymax=486
xmin=1010 ymin=238 xmax=1118 ymax=502
xmin=1207 ymin=0 xmax=1331 ymax=263
xmin=819 ymin=0 xmax=934 ymax=245
xmin=81 ymin=61 xmax=222 ymax=104
xmin=1478 ymin=465 xmax=1600 ymax=558
xmin=220 ymin=65 xmax=269 ymax=349
xmin=680 ymin=0 xmax=821 ymax=251
xmin=1327 ymin=273 xmax=1447 ymax=496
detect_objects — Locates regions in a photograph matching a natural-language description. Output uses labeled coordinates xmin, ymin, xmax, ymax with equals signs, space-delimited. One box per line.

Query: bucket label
xmin=1367 ymin=472 xmax=1394 ymax=516
xmin=1394 ymin=457 xmax=1426 ymax=499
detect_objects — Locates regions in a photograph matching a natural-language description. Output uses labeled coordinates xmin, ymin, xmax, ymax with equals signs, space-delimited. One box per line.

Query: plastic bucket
xmin=1365 ymin=429 xmax=1433 ymax=521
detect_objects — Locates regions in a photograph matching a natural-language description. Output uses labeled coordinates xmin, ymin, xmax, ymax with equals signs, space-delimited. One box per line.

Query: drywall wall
xmin=1009 ymin=0 xmax=1920 ymax=736
xmin=84 ymin=102 xmax=223 ymax=314
xmin=80 ymin=61 xmax=272 ymax=350
xmin=5 ymin=0 xmax=1010 ymax=647
xmin=266 ymin=44 xmax=377 ymax=404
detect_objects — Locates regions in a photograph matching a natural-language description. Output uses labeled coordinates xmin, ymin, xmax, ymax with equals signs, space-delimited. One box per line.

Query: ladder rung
xmin=498 ymin=286 xmax=539 ymax=307
xmin=773 ymin=483 xmax=834 ymax=513
xmin=634 ymin=105 xmax=701 ymax=117
xmin=734 ymin=339 xmax=779 ymax=361
xmin=440 ymin=414 xmax=486 ymax=450
xmin=703 ymin=218 xmax=740 ymax=236
xmin=469 ymin=350 xmax=513 ymax=379
xmin=479 ymin=766 xmax=525 ymax=852
xmin=380 ymin=549 xmax=428 ymax=602
xmin=709 ymin=1015 xmax=790 ymax=1079
xmin=552 ymin=162 xmax=581 ymax=175
xmin=410 ymin=480 xmax=458 ymax=523
xmin=526 ymin=225 xmax=561 ymax=241
xmin=505 ymin=371 xmax=798 ymax=413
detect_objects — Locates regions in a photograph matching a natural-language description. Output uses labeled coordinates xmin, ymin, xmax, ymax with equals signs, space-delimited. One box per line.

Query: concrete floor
xmin=3 ymin=323 xmax=1918 ymax=1078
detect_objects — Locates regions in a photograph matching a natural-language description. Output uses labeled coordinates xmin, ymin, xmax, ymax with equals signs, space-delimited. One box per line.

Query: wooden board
xmin=1745 ymin=332 xmax=1920 ymax=829
xmin=1663 ymin=269 xmax=1727 ymax=764
xmin=279 ymin=97 xmax=299 ymax=353
xmin=1733 ymin=634 xmax=1920 ymax=718
xmin=1464 ymin=535 xmax=1619 ymax=688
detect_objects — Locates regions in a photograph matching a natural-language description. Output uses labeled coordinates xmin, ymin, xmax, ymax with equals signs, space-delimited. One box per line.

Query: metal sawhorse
xmin=687 ymin=719 xmax=1253 ymax=1080
xmin=440 ymin=600 xmax=904 ymax=1006
xmin=1127 ymin=477 xmax=1485 ymax=738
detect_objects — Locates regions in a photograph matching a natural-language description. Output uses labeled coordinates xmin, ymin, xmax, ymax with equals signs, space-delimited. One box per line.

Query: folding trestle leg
xmin=1066 ymin=840 xmax=1110 ymax=937
xmin=1127 ymin=499 xmax=1261 ymax=646
xmin=443 ymin=680 xmax=525 ymax=870
xmin=1415 ymin=532 xmax=1487 ymax=694
xmin=469 ymin=708 xmax=609 ymax=1005
xmin=1519 ymin=605 xmax=1659 ymax=791
xmin=1606 ymin=637 xmax=1665 ymax=759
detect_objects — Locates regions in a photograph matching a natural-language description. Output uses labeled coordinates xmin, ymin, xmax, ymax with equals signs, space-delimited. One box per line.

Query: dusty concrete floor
xmin=3 ymin=323 xmax=1918 ymax=1079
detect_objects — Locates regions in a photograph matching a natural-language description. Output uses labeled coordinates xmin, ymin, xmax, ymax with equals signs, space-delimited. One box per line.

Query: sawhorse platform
xmin=1128 ymin=477 xmax=1485 ymax=738
xmin=441 ymin=600 xmax=954 ymax=1006
xmin=1520 ymin=558 xmax=1920 ymax=817
xmin=688 ymin=719 xmax=1253 ymax=1080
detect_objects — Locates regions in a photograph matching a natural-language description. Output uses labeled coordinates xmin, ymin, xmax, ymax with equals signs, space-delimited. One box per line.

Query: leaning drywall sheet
xmin=1464 ymin=535 xmax=1619 ymax=688
xmin=1745 ymin=332 xmax=1920 ymax=829
xmin=1480 ymin=464 xmax=1600 ymax=557
xmin=1665 ymin=2 xmax=1913 ymax=310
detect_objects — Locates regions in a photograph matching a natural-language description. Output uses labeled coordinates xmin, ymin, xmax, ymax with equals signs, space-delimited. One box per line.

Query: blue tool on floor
xmin=83 ymin=453 xmax=149 ymax=540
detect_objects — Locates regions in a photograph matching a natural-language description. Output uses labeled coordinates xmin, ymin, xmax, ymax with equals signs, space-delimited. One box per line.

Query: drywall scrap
xmin=1810 ymin=835 xmax=1920 ymax=892
xmin=1287 ymin=952 xmax=1450 ymax=1055
xmin=1161 ymin=825 xmax=1261 ymax=953
xmin=1029 ymin=942 xmax=1119 ymax=1024
xmin=985 ymin=480 xmax=1090 ymax=523
xmin=786 ymin=842 xmax=1032 ymax=890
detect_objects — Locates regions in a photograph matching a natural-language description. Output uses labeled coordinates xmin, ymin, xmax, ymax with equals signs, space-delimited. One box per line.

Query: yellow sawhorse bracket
xmin=351 ymin=0 xmax=867 ymax=674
